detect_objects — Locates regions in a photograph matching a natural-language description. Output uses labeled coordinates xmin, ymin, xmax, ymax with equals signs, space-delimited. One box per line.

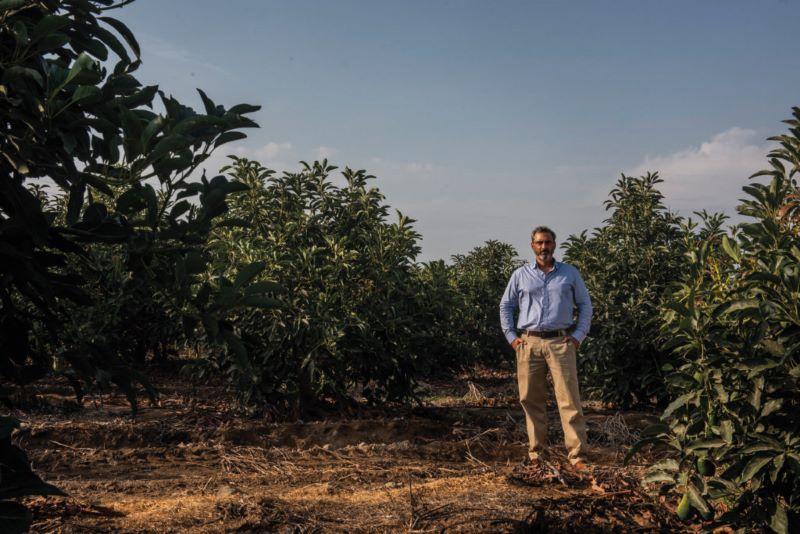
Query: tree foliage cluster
xmin=564 ymin=113 xmax=800 ymax=531
xmin=632 ymin=110 xmax=800 ymax=532
xmin=0 ymin=0 xmax=271 ymax=529
xmin=204 ymin=157 xmax=422 ymax=413
xmin=563 ymin=172 xmax=685 ymax=408
xmin=203 ymin=157 xmax=522 ymax=413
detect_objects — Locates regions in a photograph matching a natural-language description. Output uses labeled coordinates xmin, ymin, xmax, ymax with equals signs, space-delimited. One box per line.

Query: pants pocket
xmin=515 ymin=340 xmax=529 ymax=363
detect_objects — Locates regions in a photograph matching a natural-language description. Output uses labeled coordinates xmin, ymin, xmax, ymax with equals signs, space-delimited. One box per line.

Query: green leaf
xmin=663 ymin=391 xmax=696 ymax=417
xmin=170 ymin=199 xmax=191 ymax=220
xmin=82 ymin=36 xmax=109 ymax=59
xmin=0 ymin=0 xmax=27 ymax=13
xmin=140 ymin=116 xmax=165 ymax=149
xmin=214 ymin=131 xmax=247 ymax=148
xmin=723 ymin=299 xmax=760 ymax=314
xmin=642 ymin=471 xmax=675 ymax=485
xmin=749 ymin=375 xmax=764 ymax=411
xmin=116 ymin=186 xmax=147 ymax=215
xmin=30 ymin=14 xmax=69 ymax=43
xmin=686 ymin=482 xmax=712 ymax=519
xmin=52 ymin=52 xmax=96 ymax=96
xmin=760 ymin=398 xmax=783 ymax=417
xmin=719 ymin=420 xmax=734 ymax=443
xmin=38 ymin=32 xmax=69 ymax=51
xmin=686 ymin=438 xmax=726 ymax=452
xmin=221 ymin=329 xmax=251 ymax=372
xmin=4 ymin=66 xmax=43 ymax=88
xmin=228 ymin=103 xmax=261 ymax=114
xmin=233 ymin=261 xmax=265 ymax=288
xmin=93 ymin=25 xmax=130 ymax=63
xmin=649 ymin=459 xmax=680 ymax=472
xmin=197 ymin=88 xmax=218 ymax=115
xmin=149 ymin=134 xmax=191 ymax=161
xmin=12 ymin=20 xmax=28 ymax=45
xmin=221 ymin=181 xmax=249 ymax=194
xmin=760 ymin=339 xmax=785 ymax=357
xmin=740 ymin=454 xmax=773 ymax=484
xmin=770 ymin=502 xmax=788 ymax=534
xmin=120 ymin=84 xmax=158 ymax=108
xmin=172 ymin=115 xmax=224 ymax=136
xmin=70 ymin=85 xmax=101 ymax=105
xmin=721 ymin=235 xmax=739 ymax=262
xmin=741 ymin=442 xmax=783 ymax=455
xmin=771 ymin=454 xmax=785 ymax=484
xmin=99 ymin=16 xmax=141 ymax=58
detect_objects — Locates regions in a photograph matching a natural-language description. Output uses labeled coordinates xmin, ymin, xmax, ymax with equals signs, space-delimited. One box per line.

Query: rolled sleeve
xmin=572 ymin=271 xmax=592 ymax=343
xmin=499 ymin=273 xmax=519 ymax=344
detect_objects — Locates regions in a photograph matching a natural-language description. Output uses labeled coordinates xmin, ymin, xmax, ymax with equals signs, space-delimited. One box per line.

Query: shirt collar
xmin=531 ymin=260 xmax=559 ymax=273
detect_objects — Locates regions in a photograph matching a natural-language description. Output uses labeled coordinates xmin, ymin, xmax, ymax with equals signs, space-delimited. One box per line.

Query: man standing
xmin=499 ymin=226 xmax=592 ymax=469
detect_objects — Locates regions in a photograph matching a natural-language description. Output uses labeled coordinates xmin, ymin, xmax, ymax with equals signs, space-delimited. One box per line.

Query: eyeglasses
xmin=533 ymin=240 xmax=554 ymax=246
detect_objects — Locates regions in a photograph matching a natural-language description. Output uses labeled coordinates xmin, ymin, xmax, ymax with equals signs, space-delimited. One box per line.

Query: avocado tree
xmin=0 ymin=1 xmax=272 ymax=529
xmin=206 ymin=157 xmax=420 ymax=414
xmin=631 ymin=110 xmax=800 ymax=532
xmin=563 ymin=173 xmax=685 ymax=408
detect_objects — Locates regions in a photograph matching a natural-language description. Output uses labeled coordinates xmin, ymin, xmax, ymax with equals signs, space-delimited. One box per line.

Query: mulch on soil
xmin=9 ymin=367 xmax=692 ymax=532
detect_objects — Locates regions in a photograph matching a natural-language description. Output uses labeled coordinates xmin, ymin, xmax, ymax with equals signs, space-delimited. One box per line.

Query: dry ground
xmin=7 ymin=367 xmax=691 ymax=532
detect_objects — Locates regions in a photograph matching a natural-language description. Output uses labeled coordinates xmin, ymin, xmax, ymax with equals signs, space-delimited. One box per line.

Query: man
xmin=499 ymin=226 xmax=592 ymax=470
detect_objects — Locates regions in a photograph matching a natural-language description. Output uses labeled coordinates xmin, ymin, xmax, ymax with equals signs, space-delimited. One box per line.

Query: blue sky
xmin=117 ymin=0 xmax=800 ymax=260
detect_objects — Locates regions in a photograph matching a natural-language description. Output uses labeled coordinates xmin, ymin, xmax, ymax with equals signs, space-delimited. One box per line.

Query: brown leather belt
xmin=522 ymin=329 xmax=571 ymax=339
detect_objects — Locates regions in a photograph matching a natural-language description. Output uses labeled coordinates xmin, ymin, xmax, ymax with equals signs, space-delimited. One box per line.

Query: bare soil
xmin=8 ymin=367 xmax=691 ymax=532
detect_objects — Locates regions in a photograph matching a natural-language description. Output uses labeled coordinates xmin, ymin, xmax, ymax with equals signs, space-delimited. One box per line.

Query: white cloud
xmin=628 ymin=127 xmax=770 ymax=215
xmin=254 ymin=141 xmax=293 ymax=160
xmin=312 ymin=146 xmax=338 ymax=160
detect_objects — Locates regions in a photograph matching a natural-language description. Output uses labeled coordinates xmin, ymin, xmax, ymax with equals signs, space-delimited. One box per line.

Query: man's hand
xmin=511 ymin=337 xmax=526 ymax=350
xmin=564 ymin=336 xmax=580 ymax=349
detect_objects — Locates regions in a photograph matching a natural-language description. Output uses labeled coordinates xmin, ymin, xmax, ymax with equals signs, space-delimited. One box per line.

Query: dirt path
xmin=9 ymin=369 xmax=685 ymax=532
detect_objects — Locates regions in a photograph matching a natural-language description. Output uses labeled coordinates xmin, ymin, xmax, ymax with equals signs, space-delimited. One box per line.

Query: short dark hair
xmin=531 ymin=226 xmax=556 ymax=241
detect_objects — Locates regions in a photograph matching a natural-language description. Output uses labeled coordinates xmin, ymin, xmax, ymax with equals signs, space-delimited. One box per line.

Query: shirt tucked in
xmin=499 ymin=261 xmax=592 ymax=344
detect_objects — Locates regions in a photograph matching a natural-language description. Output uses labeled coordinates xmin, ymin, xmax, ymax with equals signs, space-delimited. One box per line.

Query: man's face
xmin=531 ymin=232 xmax=556 ymax=264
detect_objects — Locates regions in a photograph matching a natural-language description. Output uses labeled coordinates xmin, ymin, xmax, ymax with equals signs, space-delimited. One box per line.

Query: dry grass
xmin=15 ymin=368 xmax=690 ymax=532
xmin=589 ymin=411 xmax=641 ymax=448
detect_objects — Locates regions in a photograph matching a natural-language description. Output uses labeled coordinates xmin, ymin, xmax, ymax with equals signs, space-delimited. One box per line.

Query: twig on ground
xmin=49 ymin=440 xmax=95 ymax=452
xmin=463 ymin=381 xmax=485 ymax=403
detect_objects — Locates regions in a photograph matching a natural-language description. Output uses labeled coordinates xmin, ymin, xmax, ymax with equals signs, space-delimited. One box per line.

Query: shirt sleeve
xmin=572 ymin=269 xmax=592 ymax=343
xmin=499 ymin=271 xmax=519 ymax=344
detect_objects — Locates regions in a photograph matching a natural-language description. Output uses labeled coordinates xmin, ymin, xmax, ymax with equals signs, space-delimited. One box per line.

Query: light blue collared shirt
xmin=499 ymin=260 xmax=592 ymax=344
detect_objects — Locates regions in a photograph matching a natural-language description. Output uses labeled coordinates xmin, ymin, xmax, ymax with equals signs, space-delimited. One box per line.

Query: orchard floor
xmin=10 ymin=367 xmax=692 ymax=533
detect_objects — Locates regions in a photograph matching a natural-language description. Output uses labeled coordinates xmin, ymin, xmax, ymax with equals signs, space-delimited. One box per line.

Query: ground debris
xmin=506 ymin=455 xmax=587 ymax=488
xmin=17 ymin=367 xmax=692 ymax=532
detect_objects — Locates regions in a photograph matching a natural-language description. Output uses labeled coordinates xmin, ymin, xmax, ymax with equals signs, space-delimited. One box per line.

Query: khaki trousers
xmin=516 ymin=333 xmax=588 ymax=464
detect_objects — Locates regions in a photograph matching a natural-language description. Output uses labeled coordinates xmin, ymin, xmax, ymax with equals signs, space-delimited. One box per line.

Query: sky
xmin=115 ymin=0 xmax=800 ymax=261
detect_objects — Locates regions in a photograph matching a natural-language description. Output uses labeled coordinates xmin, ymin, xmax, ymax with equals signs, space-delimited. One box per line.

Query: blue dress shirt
xmin=499 ymin=260 xmax=592 ymax=344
